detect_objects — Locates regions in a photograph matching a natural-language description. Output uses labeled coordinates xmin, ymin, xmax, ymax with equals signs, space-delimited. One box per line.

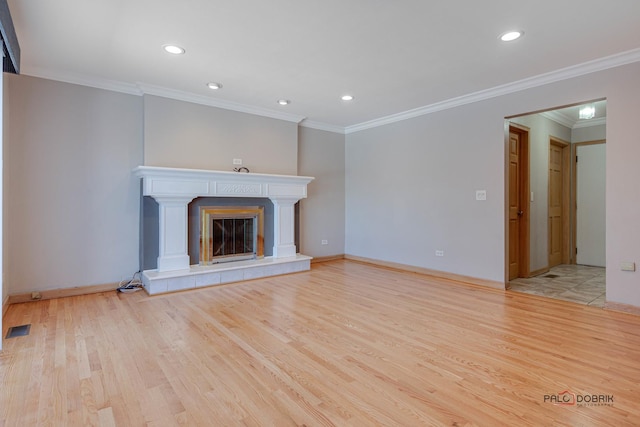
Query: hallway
xmin=509 ymin=264 xmax=605 ymax=307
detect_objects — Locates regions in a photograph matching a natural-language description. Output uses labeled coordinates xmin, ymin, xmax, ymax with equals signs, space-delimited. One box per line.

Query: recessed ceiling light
xmin=163 ymin=44 xmax=185 ymax=55
xmin=277 ymin=99 xmax=291 ymax=105
xmin=207 ymin=82 xmax=223 ymax=90
xmin=341 ymin=95 xmax=354 ymax=101
xmin=500 ymin=31 xmax=523 ymax=42
xmin=579 ymin=105 xmax=595 ymax=120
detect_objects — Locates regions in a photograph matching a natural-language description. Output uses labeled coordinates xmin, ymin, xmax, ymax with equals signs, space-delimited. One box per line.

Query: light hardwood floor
xmin=2 ymin=260 xmax=639 ymax=426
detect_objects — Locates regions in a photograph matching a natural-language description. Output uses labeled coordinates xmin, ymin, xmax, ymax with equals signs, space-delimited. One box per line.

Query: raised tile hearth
xmin=142 ymin=254 xmax=312 ymax=294
xmin=134 ymin=166 xmax=314 ymax=295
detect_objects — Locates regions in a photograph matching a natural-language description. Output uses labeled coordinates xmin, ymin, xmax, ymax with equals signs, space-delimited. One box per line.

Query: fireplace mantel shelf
xmin=134 ymin=166 xmax=314 ymax=200
xmin=134 ymin=165 xmax=315 ymax=295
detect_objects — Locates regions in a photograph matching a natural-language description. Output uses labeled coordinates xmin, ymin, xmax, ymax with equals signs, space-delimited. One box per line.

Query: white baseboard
xmin=7 ymin=282 xmax=120 ymax=305
xmin=605 ymin=301 xmax=640 ymax=316
xmin=310 ymin=254 xmax=345 ymax=264
xmin=344 ymin=254 xmax=506 ymax=290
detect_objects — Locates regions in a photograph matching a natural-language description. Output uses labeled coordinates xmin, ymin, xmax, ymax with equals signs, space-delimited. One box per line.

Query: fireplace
xmin=200 ymin=206 xmax=264 ymax=264
xmin=134 ymin=166 xmax=314 ymax=295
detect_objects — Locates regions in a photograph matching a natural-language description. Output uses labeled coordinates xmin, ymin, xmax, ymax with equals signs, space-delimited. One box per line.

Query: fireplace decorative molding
xmin=134 ymin=166 xmax=314 ymax=295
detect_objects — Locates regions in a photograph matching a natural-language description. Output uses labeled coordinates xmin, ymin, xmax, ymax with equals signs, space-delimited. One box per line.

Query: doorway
xmin=506 ymin=100 xmax=606 ymax=306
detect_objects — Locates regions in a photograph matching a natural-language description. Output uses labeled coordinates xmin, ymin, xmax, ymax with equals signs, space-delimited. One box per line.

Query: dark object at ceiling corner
xmin=0 ymin=0 xmax=20 ymax=73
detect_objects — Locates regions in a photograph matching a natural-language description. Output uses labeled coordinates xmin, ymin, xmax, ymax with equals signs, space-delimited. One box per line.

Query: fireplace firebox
xmin=199 ymin=206 xmax=264 ymax=264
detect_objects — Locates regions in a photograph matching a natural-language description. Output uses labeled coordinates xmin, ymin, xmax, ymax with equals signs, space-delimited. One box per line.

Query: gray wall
xmin=575 ymin=143 xmax=606 ymax=267
xmin=143 ymin=95 xmax=298 ymax=175
xmin=346 ymin=104 xmax=504 ymax=281
xmin=509 ymin=114 xmax=572 ymax=272
xmin=298 ymin=127 xmax=345 ymax=257
xmin=4 ymin=74 xmax=143 ymax=293
xmin=345 ymin=61 xmax=640 ymax=308
xmin=572 ymin=123 xmax=606 ymax=143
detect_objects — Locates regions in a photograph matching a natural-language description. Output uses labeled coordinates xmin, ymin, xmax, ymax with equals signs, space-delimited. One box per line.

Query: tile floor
xmin=509 ymin=264 xmax=606 ymax=307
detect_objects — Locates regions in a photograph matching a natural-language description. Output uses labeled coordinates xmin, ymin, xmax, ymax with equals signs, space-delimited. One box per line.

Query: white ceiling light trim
xmin=500 ymin=31 xmax=523 ymax=42
xmin=341 ymin=94 xmax=354 ymax=101
xmin=344 ymin=47 xmax=640 ymax=134
xmin=162 ymin=44 xmax=185 ymax=55
xmin=207 ymin=82 xmax=222 ymax=90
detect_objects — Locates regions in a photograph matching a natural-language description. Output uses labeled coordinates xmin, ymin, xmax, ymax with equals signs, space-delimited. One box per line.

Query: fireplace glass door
xmin=200 ymin=206 xmax=264 ymax=265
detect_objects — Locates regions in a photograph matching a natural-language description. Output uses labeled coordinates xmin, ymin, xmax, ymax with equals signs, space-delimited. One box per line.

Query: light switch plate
xmin=620 ymin=262 xmax=636 ymax=272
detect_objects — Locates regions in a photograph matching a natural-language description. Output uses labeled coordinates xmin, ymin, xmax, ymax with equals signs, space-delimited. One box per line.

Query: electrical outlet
xmin=435 ymin=250 xmax=444 ymax=257
xmin=321 ymin=240 xmax=328 ymax=245
xmin=476 ymin=190 xmax=487 ymax=201
xmin=233 ymin=158 xmax=242 ymax=165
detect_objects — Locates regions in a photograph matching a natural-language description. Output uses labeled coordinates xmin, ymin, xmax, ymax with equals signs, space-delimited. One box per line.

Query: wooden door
xmin=509 ymin=130 xmax=521 ymax=280
xmin=548 ymin=138 xmax=570 ymax=268
xmin=508 ymin=125 xmax=529 ymax=281
xmin=548 ymin=142 xmax=564 ymax=267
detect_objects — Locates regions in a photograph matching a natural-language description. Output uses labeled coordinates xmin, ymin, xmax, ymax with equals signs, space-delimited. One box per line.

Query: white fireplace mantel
xmin=134 ymin=166 xmax=315 ymax=274
xmin=134 ymin=166 xmax=314 ymax=202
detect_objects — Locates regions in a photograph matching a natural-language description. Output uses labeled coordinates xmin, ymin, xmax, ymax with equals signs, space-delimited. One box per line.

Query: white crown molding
xmin=345 ymin=48 xmax=640 ymax=134
xmin=573 ymin=117 xmax=607 ymax=129
xmin=137 ymin=83 xmax=307 ymax=124
xmin=299 ymin=119 xmax=346 ymax=134
xmin=22 ymin=66 xmax=143 ymax=95
xmin=540 ymin=111 xmax=607 ymax=129
xmin=21 ymin=66 xmax=306 ymax=124
xmin=22 ymin=47 xmax=637 ymax=133
xmin=540 ymin=110 xmax=575 ymax=128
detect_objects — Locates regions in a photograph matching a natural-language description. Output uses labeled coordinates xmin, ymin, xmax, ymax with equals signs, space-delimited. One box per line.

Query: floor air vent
xmin=5 ymin=324 xmax=31 ymax=339
xmin=543 ymin=274 xmax=560 ymax=279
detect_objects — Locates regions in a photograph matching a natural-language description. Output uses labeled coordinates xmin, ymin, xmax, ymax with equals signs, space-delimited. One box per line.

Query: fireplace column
xmin=270 ymin=197 xmax=298 ymax=258
xmin=153 ymin=195 xmax=195 ymax=272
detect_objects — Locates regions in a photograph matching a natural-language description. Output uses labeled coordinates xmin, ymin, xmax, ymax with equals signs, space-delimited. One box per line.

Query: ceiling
xmin=6 ymin=1 xmax=640 ymax=132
